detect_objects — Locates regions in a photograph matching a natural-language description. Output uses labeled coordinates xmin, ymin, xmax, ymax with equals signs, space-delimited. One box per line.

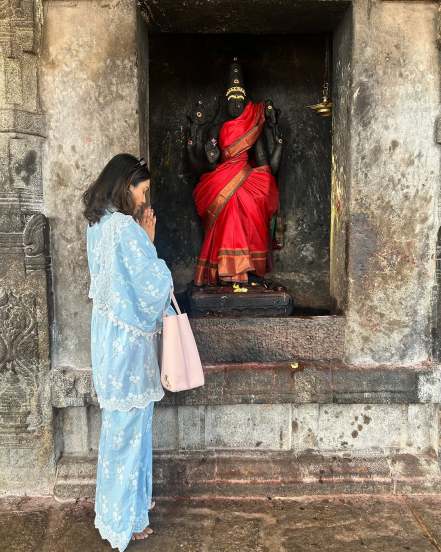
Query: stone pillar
xmin=345 ymin=0 xmax=440 ymax=365
xmin=40 ymin=0 xmax=140 ymax=374
xmin=0 ymin=0 xmax=54 ymax=492
xmin=432 ymin=2 xmax=441 ymax=361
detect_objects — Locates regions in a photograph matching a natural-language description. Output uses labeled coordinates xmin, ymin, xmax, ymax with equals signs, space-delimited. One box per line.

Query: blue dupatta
xmin=86 ymin=210 xmax=173 ymax=410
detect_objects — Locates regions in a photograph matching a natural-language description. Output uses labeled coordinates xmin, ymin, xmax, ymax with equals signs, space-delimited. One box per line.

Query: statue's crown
xmin=226 ymin=86 xmax=246 ymax=99
xmin=226 ymin=58 xmax=246 ymax=101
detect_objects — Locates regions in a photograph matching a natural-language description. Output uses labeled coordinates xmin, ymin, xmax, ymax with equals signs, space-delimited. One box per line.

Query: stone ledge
xmin=51 ymin=361 xmax=441 ymax=408
xmin=191 ymin=315 xmax=345 ymax=363
xmin=53 ymin=451 xmax=441 ymax=500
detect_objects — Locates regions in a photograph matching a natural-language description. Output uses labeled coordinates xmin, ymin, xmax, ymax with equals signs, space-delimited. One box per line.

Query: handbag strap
xmin=170 ymin=291 xmax=182 ymax=315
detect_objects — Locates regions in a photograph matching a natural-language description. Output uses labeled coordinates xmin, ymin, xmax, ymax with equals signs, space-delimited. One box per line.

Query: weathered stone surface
xmin=0 ymin=0 xmax=54 ymax=494
xmin=178 ymin=405 xmax=205 ymax=451
xmin=51 ymin=362 xmax=441 ymax=408
xmin=140 ymin=0 xmax=350 ymax=33
xmin=205 ymin=404 xmax=291 ymax=450
xmin=4 ymin=495 xmax=441 ymax=552
xmin=54 ymin=450 xmax=441 ymax=500
xmin=51 ymin=367 xmax=98 ymax=408
xmin=153 ymin=406 xmax=179 ymax=450
xmin=330 ymin=3 xmax=351 ymax=313
xmin=332 ymin=366 xmax=419 ymax=404
xmin=80 ymin=400 xmax=438 ymax=458
xmin=191 ymin=316 xmax=345 ymax=363
xmin=343 ymin=1 xmax=440 ymax=365
xmin=406 ymin=495 xmax=441 ymax=546
xmin=61 ymin=407 xmax=89 ymax=456
xmin=40 ymin=0 xmax=140 ymax=372
xmin=2 ymin=0 xmax=439 ymax=499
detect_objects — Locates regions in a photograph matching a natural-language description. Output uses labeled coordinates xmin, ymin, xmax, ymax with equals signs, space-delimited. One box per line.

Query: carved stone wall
xmin=0 ymin=0 xmax=54 ymax=492
xmin=1 ymin=0 xmax=440 ymax=497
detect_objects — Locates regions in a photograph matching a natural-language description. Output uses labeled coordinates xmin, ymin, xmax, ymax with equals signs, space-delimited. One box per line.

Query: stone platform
xmin=3 ymin=495 xmax=441 ymax=551
xmin=52 ymin=359 xmax=441 ymax=500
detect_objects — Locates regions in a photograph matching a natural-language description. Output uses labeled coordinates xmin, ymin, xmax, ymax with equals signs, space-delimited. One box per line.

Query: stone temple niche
xmin=139 ymin=0 xmax=351 ymax=316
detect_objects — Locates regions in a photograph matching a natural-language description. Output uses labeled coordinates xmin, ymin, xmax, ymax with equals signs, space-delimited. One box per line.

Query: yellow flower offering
xmin=233 ymin=283 xmax=248 ymax=293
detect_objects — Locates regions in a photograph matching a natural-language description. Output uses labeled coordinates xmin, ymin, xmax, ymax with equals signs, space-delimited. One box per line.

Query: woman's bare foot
xmin=131 ymin=526 xmax=154 ymax=541
xmin=130 ymin=501 xmax=156 ymax=540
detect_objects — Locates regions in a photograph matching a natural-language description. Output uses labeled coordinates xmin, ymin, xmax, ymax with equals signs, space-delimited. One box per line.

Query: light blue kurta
xmin=86 ymin=209 xmax=174 ymax=550
xmin=87 ymin=209 xmax=174 ymax=410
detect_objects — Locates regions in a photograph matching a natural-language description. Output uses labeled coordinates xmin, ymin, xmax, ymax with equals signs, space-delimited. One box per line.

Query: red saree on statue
xmin=193 ymin=101 xmax=279 ymax=286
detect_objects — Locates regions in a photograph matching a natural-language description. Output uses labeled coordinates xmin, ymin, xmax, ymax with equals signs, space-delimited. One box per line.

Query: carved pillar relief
xmin=0 ymin=0 xmax=53 ymax=491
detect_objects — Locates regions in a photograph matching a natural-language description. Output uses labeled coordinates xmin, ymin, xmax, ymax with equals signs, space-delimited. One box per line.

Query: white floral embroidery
xmin=112 ymin=505 xmax=122 ymax=523
xmin=112 ymin=430 xmax=124 ymax=450
xmin=97 ymin=388 xmax=164 ymax=411
xmin=116 ymin=463 xmax=124 ymax=483
xmin=129 ymin=432 xmax=141 ymax=449
xmin=112 ymin=338 xmax=124 ymax=357
xmin=94 ymin=510 xmax=149 ymax=551
xmin=128 ymin=471 xmax=137 ymax=490
xmin=109 ymin=375 xmax=123 ymax=390
xmin=100 ymin=495 xmax=109 ymax=515
xmin=102 ymin=459 xmax=110 ymax=479
xmin=87 ymin=211 xmax=173 ymax=411
xmin=94 ymin=301 xmax=162 ymax=339
xmin=129 ymin=373 xmax=141 ymax=385
xmin=102 ymin=417 xmax=111 ymax=431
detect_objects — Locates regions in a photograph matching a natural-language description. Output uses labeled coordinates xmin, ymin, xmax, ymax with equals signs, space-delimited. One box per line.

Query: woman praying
xmin=82 ymin=153 xmax=174 ymax=550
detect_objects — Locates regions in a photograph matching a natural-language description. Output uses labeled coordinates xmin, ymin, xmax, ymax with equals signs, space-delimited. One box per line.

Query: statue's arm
xmin=263 ymin=100 xmax=283 ymax=175
xmin=187 ymin=140 xmax=204 ymax=174
xmin=269 ymin=128 xmax=283 ymax=175
xmin=186 ymin=116 xmax=204 ymax=173
xmin=255 ymin=135 xmax=269 ymax=167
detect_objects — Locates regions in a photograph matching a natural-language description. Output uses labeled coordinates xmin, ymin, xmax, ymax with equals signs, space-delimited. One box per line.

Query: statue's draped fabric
xmin=193 ymin=101 xmax=279 ymax=285
xmin=87 ymin=210 xmax=173 ymax=410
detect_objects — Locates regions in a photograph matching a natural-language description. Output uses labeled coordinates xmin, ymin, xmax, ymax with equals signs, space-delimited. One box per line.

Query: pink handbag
xmin=160 ymin=292 xmax=205 ymax=392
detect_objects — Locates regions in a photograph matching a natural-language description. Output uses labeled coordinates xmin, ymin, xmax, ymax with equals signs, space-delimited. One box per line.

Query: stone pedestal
xmin=188 ymin=284 xmax=294 ymax=317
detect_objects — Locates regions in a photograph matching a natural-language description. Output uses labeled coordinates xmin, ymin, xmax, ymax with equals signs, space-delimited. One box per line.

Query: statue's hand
xmin=274 ymin=125 xmax=283 ymax=146
xmin=264 ymin=99 xmax=282 ymax=129
xmin=204 ymin=137 xmax=220 ymax=165
xmin=188 ymin=100 xmax=208 ymax=126
xmin=264 ymin=99 xmax=277 ymax=127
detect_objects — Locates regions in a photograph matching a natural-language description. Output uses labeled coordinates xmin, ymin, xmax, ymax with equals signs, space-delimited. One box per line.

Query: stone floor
xmin=2 ymin=495 xmax=441 ymax=551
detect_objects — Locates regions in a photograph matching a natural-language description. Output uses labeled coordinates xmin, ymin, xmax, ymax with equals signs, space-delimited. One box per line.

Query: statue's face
xmin=227 ymin=97 xmax=245 ymax=119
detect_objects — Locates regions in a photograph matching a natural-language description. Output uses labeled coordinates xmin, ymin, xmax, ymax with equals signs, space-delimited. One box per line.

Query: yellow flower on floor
xmin=233 ymin=283 xmax=248 ymax=293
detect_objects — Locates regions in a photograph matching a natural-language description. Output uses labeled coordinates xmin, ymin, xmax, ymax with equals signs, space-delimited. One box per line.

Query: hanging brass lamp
xmin=307 ymin=35 xmax=332 ymax=117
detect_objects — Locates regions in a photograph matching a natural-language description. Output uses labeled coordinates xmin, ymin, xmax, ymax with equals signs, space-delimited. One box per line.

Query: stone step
xmin=190 ymin=315 xmax=345 ymax=363
xmin=52 ymin=359 xmax=439 ymax=409
xmin=53 ymin=452 xmax=441 ymax=500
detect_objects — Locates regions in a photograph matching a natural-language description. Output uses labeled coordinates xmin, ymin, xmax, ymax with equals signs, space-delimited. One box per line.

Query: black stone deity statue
xmin=187 ymin=58 xmax=285 ymax=292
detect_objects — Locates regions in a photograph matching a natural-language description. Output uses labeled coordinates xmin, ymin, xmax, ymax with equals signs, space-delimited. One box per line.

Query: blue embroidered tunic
xmin=86 ymin=209 xmax=173 ymax=410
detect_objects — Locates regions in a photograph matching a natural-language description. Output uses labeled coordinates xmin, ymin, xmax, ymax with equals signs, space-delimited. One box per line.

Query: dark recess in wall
xmin=149 ymin=33 xmax=332 ymax=310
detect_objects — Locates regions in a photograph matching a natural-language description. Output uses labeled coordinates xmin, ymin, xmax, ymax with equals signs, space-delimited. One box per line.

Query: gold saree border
xmin=194 ymin=249 xmax=268 ymax=286
xmin=223 ymin=117 xmax=265 ymax=160
xmin=205 ymin=165 xmax=252 ymax=231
